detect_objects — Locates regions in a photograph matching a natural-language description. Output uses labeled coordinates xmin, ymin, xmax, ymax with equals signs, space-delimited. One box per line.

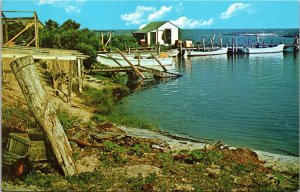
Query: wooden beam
xmin=5 ymin=22 xmax=34 ymax=45
xmin=116 ymin=48 xmax=145 ymax=79
xmin=34 ymin=12 xmax=38 ymax=48
xmin=26 ymin=37 xmax=35 ymax=47
xmin=77 ymin=59 xmax=82 ymax=93
xmin=2 ymin=52 xmax=78 ymax=60
xmin=106 ymin=53 xmax=123 ymax=67
xmin=151 ymin=53 xmax=167 ymax=72
xmin=10 ymin=56 xmax=78 ymax=176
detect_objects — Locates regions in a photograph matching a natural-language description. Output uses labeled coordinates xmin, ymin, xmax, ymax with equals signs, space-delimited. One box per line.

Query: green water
xmin=115 ymin=52 xmax=299 ymax=156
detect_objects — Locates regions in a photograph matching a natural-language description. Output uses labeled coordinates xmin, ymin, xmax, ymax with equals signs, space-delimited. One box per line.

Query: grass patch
xmin=107 ymin=113 xmax=159 ymax=131
xmin=56 ymin=107 xmax=81 ymax=130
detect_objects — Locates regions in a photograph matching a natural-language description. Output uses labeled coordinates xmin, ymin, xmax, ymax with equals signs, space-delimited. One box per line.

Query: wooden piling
xmin=10 ymin=56 xmax=77 ymax=176
xmin=116 ymin=48 xmax=145 ymax=79
xmin=68 ymin=60 xmax=73 ymax=104
xmin=179 ymin=42 xmax=183 ymax=56
xmin=232 ymin=37 xmax=234 ymax=54
xmin=235 ymin=39 xmax=238 ymax=53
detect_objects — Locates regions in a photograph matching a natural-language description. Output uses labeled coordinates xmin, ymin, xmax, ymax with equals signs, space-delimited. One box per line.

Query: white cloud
xmin=65 ymin=5 xmax=80 ymax=13
xmin=38 ymin=0 xmax=57 ymax=4
xmin=38 ymin=0 xmax=85 ymax=14
xmin=220 ymin=3 xmax=250 ymax=19
xmin=121 ymin=5 xmax=155 ymax=25
xmin=171 ymin=17 xmax=214 ymax=28
xmin=139 ymin=24 xmax=147 ymax=29
xmin=176 ymin=2 xmax=184 ymax=14
xmin=147 ymin=6 xmax=172 ymax=21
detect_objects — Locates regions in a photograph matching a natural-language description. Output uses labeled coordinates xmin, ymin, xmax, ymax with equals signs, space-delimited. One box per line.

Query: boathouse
xmin=133 ymin=21 xmax=179 ymax=46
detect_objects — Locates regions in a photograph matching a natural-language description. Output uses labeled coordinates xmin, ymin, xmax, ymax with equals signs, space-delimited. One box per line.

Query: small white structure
xmin=133 ymin=21 xmax=179 ymax=46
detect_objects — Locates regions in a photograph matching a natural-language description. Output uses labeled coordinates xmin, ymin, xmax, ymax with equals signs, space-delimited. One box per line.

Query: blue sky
xmin=2 ymin=1 xmax=299 ymax=30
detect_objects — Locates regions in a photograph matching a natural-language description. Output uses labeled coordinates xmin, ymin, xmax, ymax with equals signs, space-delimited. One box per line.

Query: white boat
xmin=97 ymin=53 xmax=175 ymax=70
xmin=239 ymin=44 xmax=284 ymax=54
xmin=186 ymin=47 xmax=228 ymax=56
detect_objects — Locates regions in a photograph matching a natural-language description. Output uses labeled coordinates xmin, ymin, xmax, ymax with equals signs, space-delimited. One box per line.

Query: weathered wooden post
xmin=34 ymin=11 xmax=39 ymax=48
xmin=235 ymin=39 xmax=238 ymax=53
xmin=220 ymin=38 xmax=223 ymax=48
xmin=10 ymin=56 xmax=78 ymax=176
xmin=77 ymin=58 xmax=82 ymax=93
xmin=232 ymin=37 xmax=235 ymax=54
xmin=68 ymin=61 xmax=73 ymax=104
xmin=202 ymin=38 xmax=206 ymax=51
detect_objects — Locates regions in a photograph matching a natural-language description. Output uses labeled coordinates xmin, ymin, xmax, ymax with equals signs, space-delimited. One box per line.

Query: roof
xmin=133 ymin=21 xmax=179 ymax=33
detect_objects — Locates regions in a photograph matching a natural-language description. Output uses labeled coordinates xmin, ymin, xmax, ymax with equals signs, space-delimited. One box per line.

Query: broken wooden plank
xmin=10 ymin=56 xmax=77 ymax=176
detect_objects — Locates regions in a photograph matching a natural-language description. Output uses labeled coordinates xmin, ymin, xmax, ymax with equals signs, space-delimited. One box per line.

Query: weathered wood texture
xmin=10 ymin=56 xmax=77 ymax=176
xmin=3 ymin=151 xmax=30 ymax=178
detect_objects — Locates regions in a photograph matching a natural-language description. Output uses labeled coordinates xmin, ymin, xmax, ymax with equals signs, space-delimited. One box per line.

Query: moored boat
xmin=186 ymin=47 xmax=228 ymax=56
xmin=239 ymin=44 xmax=285 ymax=54
xmin=97 ymin=53 xmax=175 ymax=70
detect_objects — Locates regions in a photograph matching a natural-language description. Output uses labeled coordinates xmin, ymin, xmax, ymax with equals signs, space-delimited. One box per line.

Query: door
xmin=150 ymin=32 xmax=156 ymax=46
xmin=165 ymin=29 xmax=172 ymax=44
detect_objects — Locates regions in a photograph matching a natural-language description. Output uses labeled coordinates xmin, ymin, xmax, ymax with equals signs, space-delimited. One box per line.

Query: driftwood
xmin=10 ymin=56 xmax=77 ymax=176
xmin=206 ymin=141 xmax=223 ymax=151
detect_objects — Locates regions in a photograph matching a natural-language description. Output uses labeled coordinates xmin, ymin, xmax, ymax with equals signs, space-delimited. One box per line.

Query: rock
xmin=76 ymin=155 xmax=100 ymax=173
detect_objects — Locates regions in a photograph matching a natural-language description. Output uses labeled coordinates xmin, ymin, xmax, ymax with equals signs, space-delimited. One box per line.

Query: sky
xmin=2 ymin=0 xmax=299 ymax=30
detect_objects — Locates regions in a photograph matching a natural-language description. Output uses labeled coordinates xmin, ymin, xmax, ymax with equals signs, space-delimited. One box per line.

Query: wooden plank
xmin=10 ymin=56 xmax=77 ymax=176
xmin=116 ymin=48 xmax=145 ymax=79
xmin=2 ymin=52 xmax=78 ymax=60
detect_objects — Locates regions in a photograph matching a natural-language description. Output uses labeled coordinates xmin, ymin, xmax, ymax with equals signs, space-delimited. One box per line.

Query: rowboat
xmin=97 ymin=53 xmax=175 ymax=70
xmin=239 ymin=44 xmax=285 ymax=54
xmin=186 ymin=47 xmax=228 ymax=56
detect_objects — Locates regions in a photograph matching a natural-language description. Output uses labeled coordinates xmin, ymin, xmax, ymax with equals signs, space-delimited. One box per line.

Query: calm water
xmin=114 ymin=29 xmax=299 ymax=156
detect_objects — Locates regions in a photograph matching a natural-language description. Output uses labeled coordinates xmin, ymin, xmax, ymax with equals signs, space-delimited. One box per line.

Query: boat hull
xmin=97 ymin=54 xmax=175 ymax=70
xmin=240 ymin=44 xmax=285 ymax=54
xmin=187 ymin=47 xmax=228 ymax=56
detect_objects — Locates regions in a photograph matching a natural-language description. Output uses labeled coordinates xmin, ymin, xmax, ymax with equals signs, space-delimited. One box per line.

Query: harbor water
xmin=114 ymin=29 xmax=299 ymax=156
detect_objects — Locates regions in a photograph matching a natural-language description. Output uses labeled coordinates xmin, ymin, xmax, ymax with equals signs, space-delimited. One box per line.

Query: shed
xmin=133 ymin=21 xmax=179 ymax=46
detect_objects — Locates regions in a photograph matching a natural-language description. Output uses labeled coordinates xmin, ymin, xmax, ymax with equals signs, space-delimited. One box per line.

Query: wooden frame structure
xmin=2 ymin=45 xmax=89 ymax=104
xmin=2 ymin=11 xmax=43 ymax=47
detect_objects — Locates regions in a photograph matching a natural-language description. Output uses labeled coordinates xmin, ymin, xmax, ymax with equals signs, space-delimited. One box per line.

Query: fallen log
xmin=10 ymin=56 xmax=77 ymax=176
